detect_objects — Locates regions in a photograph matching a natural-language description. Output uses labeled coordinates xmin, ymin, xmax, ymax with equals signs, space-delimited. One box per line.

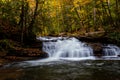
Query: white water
xmin=4 ymin=37 xmax=120 ymax=68
xmin=42 ymin=37 xmax=94 ymax=60
xmin=23 ymin=37 xmax=120 ymax=65
xmin=102 ymin=44 xmax=120 ymax=57
xmin=37 ymin=36 xmax=67 ymax=41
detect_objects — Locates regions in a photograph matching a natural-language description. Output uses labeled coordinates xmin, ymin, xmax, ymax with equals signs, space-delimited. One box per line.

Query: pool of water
xmin=0 ymin=59 xmax=120 ymax=80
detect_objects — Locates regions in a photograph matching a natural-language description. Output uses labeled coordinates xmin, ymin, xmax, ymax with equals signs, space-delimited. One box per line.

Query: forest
xmin=0 ymin=0 xmax=120 ymax=42
xmin=0 ymin=0 xmax=120 ymax=80
xmin=0 ymin=0 xmax=120 ymax=60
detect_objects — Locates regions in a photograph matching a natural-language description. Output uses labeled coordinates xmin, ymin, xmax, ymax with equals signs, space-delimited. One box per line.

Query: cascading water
xmin=102 ymin=44 xmax=120 ymax=57
xmin=41 ymin=37 xmax=94 ymax=60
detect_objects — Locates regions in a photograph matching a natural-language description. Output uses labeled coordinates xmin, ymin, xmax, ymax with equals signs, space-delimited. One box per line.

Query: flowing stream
xmin=42 ymin=37 xmax=94 ymax=60
xmin=0 ymin=60 xmax=120 ymax=80
xmin=0 ymin=37 xmax=120 ymax=80
xmin=39 ymin=37 xmax=120 ymax=59
xmin=102 ymin=44 xmax=120 ymax=57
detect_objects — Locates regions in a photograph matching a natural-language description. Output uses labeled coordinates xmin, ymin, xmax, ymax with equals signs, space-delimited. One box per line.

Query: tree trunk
xmin=27 ymin=0 xmax=39 ymax=43
xmin=115 ymin=0 xmax=119 ymax=27
xmin=18 ymin=0 xmax=29 ymax=44
xmin=28 ymin=0 xmax=38 ymax=32
xmin=18 ymin=0 xmax=25 ymax=44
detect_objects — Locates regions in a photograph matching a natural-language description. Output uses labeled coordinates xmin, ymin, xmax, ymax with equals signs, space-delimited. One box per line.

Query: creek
xmin=0 ymin=37 xmax=120 ymax=80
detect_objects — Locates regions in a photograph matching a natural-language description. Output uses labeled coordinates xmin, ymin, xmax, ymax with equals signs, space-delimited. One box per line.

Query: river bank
xmin=0 ymin=33 xmax=120 ymax=66
xmin=0 ymin=39 xmax=48 ymax=66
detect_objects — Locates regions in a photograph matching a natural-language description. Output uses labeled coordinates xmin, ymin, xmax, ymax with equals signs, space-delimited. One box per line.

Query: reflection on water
xmin=0 ymin=60 xmax=120 ymax=80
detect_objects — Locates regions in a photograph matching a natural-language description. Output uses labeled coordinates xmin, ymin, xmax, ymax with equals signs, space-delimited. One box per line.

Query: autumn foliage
xmin=0 ymin=0 xmax=120 ymax=41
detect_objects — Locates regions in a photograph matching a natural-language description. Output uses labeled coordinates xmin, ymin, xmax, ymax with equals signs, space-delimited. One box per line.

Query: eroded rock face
xmin=87 ymin=43 xmax=103 ymax=57
xmin=1 ymin=46 xmax=48 ymax=62
xmin=7 ymin=47 xmax=48 ymax=58
xmin=76 ymin=36 xmax=118 ymax=57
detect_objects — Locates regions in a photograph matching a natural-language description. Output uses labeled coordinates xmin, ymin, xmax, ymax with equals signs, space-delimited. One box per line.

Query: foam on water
xmin=102 ymin=44 xmax=120 ymax=57
xmin=42 ymin=37 xmax=94 ymax=61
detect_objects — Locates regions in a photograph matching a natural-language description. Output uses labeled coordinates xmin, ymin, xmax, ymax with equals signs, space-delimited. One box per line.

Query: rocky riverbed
xmin=0 ymin=36 xmax=119 ymax=66
xmin=0 ymin=39 xmax=48 ymax=66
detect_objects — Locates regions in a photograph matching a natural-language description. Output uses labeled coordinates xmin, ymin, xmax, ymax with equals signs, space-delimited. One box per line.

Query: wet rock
xmin=87 ymin=43 xmax=103 ymax=57
xmin=0 ymin=58 xmax=10 ymax=66
xmin=75 ymin=36 xmax=119 ymax=57
xmin=118 ymin=55 xmax=120 ymax=57
xmin=7 ymin=47 xmax=48 ymax=58
xmin=75 ymin=36 xmax=116 ymax=44
xmin=3 ymin=47 xmax=48 ymax=61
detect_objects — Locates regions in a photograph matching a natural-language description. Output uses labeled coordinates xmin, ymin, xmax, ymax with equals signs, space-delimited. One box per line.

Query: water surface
xmin=0 ymin=60 xmax=120 ymax=80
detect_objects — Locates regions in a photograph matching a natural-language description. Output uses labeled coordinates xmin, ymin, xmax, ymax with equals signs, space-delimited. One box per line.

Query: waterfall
xmin=102 ymin=44 xmax=120 ymax=57
xmin=40 ymin=37 xmax=94 ymax=60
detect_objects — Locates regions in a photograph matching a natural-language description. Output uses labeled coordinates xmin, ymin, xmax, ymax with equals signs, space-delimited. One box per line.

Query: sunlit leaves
xmin=27 ymin=0 xmax=35 ymax=8
xmin=74 ymin=0 xmax=92 ymax=6
xmin=0 ymin=0 xmax=119 ymax=36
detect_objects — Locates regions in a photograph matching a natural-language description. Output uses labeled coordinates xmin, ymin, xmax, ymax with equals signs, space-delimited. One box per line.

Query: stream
xmin=0 ymin=60 xmax=120 ymax=80
xmin=0 ymin=37 xmax=120 ymax=80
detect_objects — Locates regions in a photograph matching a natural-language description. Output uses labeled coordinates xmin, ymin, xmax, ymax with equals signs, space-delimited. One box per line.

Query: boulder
xmin=87 ymin=43 xmax=103 ymax=57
